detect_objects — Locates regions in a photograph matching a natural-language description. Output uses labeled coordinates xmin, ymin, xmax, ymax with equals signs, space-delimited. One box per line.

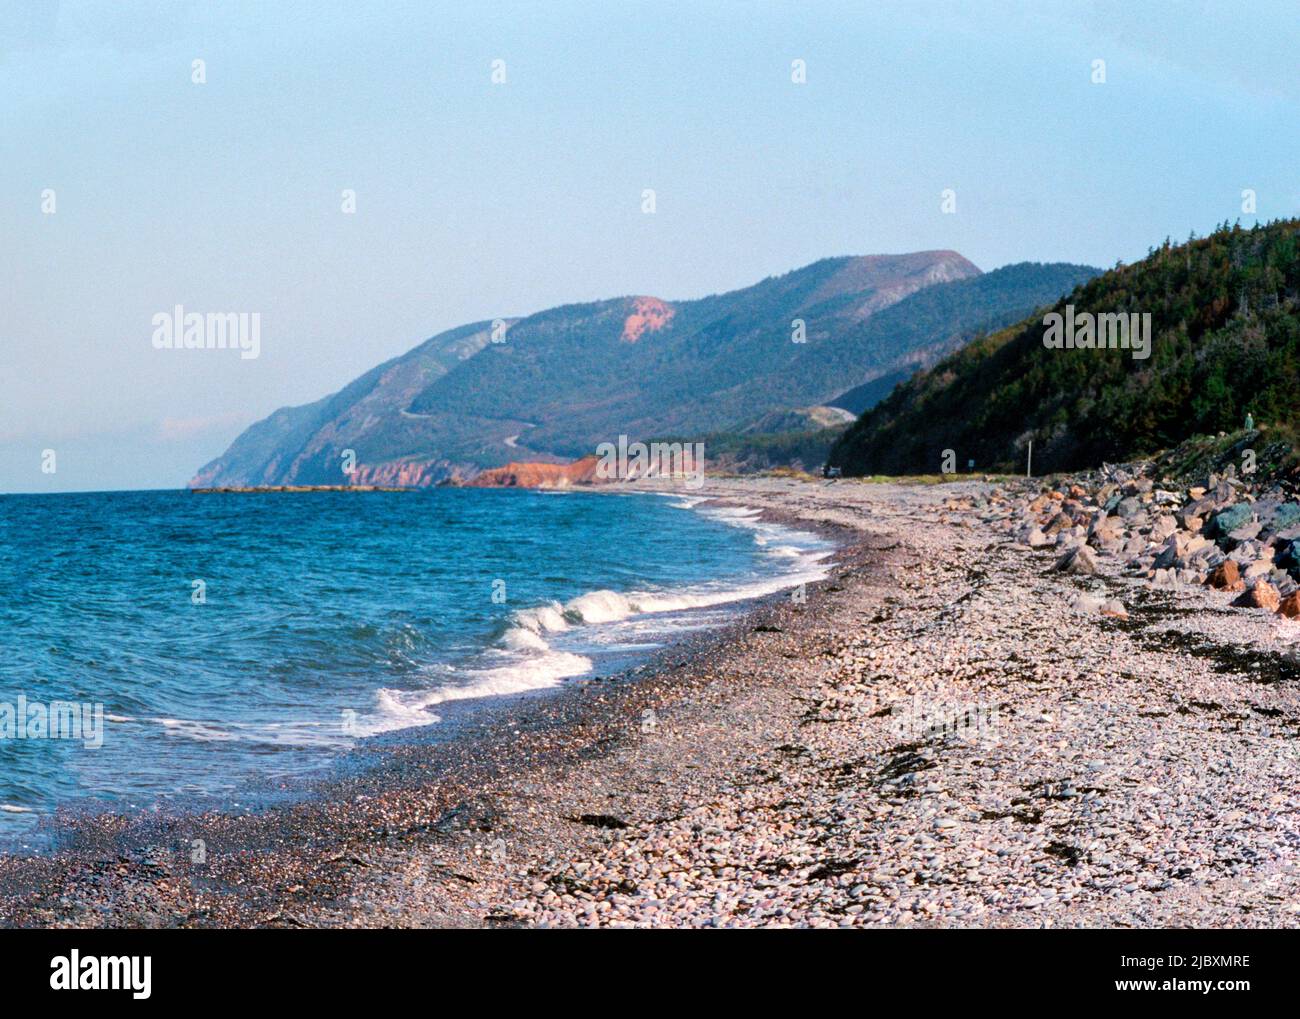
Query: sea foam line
xmin=361 ymin=496 xmax=833 ymax=735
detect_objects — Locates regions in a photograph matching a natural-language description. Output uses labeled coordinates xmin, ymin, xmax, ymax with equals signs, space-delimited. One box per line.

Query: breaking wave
xmin=361 ymin=497 xmax=832 ymax=735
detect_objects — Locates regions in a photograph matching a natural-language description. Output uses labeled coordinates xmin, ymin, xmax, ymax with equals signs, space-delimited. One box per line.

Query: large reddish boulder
xmin=1206 ymin=560 xmax=1244 ymax=591
xmin=1233 ymin=580 xmax=1281 ymax=612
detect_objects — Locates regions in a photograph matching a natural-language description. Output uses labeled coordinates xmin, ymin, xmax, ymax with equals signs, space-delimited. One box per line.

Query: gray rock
xmin=1053 ymin=546 xmax=1099 ymax=576
xmin=1228 ymin=522 xmax=1263 ymax=543
xmin=1116 ymin=496 xmax=1142 ymax=520
xmin=1152 ymin=514 xmax=1178 ymax=540
xmin=1151 ymin=567 xmax=1180 ymax=589
xmin=1122 ymin=535 xmax=1147 ymax=555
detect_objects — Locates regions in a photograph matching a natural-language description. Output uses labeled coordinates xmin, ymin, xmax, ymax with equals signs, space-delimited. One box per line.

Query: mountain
xmin=819 ymin=261 xmax=1103 ymax=413
xmin=828 ymin=220 xmax=1300 ymax=477
xmin=191 ymin=252 xmax=1097 ymax=487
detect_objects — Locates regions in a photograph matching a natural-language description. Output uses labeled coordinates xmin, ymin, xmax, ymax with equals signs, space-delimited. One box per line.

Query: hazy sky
xmin=4 ymin=0 xmax=1299 ymax=492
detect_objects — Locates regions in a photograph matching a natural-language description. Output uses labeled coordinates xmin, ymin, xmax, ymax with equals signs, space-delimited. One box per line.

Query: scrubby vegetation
xmin=830 ymin=220 xmax=1300 ymax=477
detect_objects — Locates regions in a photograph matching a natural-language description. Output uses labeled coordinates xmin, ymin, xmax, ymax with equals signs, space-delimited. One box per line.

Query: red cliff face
xmin=621 ymin=297 xmax=675 ymax=342
xmin=466 ymin=456 xmax=605 ymax=488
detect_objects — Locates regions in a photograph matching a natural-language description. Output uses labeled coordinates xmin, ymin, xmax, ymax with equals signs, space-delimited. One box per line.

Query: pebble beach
xmin=2 ymin=473 xmax=1297 ymax=928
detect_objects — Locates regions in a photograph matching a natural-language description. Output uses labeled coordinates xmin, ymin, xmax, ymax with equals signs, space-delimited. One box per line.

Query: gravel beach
xmin=2 ymin=475 xmax=1297 ymax=928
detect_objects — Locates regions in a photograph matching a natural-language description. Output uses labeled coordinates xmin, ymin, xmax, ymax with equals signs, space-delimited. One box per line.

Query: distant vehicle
xmin=823 ymin=465 xmax=842 ymax=479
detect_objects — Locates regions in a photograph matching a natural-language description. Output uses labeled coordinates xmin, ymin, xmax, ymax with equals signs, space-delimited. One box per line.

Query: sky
xmin=3 ymin=0 xmax=1299 ymax=493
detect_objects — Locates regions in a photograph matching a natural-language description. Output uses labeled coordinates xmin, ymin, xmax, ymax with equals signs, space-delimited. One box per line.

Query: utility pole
xmin=1027 ymin=440 xmax=1033 ymax=478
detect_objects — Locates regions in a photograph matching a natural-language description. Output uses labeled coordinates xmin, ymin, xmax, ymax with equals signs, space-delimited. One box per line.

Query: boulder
xmin=1116 ymin=496 xmax=1142 ymax=520
xmin=1277 ymin=539 xmax=1300 ymax=577
xmin=1151 ymin=514 xmax=1178 ymax=540
xmin=1244 ymin=559 xmax=1273 ymax=579
xmin=1279 ymin=592 xmax=1300 ymax=618
xmin=1211 ymin=504 xmax=1252 ymax=538
xmin=1273 ymin=503 xmax=1300 ymax=531
xmin=1151 ymin=567 xmax=1180 ymax=589
xmin=1207 ymin=560 xmax=1243 ymax=591
xmin=1233 ymin=580 xmax=1281 ymax=612
xmin=1226 ymin=522 xmax=1263 ymax=545
xmin=1052 ymin=546 xmax=1099 ymax=576
xmin=1153 ymin=533 xmax=1189 ymax=569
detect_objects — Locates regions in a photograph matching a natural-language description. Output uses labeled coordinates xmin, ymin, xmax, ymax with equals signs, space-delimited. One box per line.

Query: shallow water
xmin=0 ymin=487 xmax=830 ymax=835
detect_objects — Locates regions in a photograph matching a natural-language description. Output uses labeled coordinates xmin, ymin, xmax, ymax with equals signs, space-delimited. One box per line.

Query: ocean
xmin=0 ymin=487 xmax=831 ymax=840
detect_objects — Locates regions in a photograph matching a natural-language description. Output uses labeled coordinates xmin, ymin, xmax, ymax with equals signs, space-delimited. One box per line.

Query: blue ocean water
xmin=0 ymin=488 xmax=830 ymax=837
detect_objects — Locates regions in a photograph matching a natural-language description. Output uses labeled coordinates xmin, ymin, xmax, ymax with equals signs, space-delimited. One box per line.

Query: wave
xmin=363 ymin=647 xmax=593 ymax=735
xmin=157 ymin=499 xmax=836 ymax=742
xmin=500 ymin=626 xmax=549 ymax=652
xmin=564 ymin=589 xmax=635 ymax=624
xmin=356 ymin=499 xmax=834 ymax=736
xmin=513 ymin=601 xmax=570 ymax=634
xmin=151 ymin=716 xmax=344 ymax=749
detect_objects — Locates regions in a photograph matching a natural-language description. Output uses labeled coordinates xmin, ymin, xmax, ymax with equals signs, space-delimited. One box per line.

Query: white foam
xmin=154 ymin=716 xmax=342 ymax=748
xmin=501 ymin=626 xmax=550 ymax=651
xmin=564 ymin=589 xmax=635 ymax=624
xmin=513 ymin=601 xmax=569 ymax=633
xmin=158 ymin=718 xmax=238 ymax=743
xmin=362 ymin=648 xmax=593 ymax=735
xmin=356 ymin=496 xmax=834 ymax=737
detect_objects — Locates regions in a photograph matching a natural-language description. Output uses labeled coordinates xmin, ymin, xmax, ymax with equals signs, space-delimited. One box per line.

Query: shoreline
xmin=0 ymin=485 xmax=824 ymax=848
xmin=1 ymin=476 xmax=1297 ymax=927
xmin=0 ymin=485 xmax=854 ymax=926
